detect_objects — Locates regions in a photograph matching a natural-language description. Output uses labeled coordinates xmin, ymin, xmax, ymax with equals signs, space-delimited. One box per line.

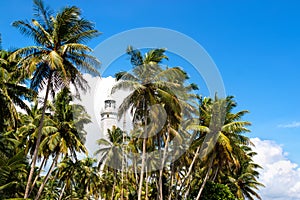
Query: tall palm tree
xmin=10 ymin=0 xmax=100 ymax=197
xmin=36 ymin=87 xmax=90 ymax=199
xmin=112 ymin=46 xmax=193 ymax=200
xmin=43 ymin=87 xmax=89 ymax=158
xmin=180 ymin=96 xmax=253 ymax=199
xmin=17 ymin=101 xmax=58 ymax=197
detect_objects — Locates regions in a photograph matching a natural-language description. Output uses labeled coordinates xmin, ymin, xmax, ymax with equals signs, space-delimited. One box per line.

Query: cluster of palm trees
xmin=0 ymin=0 xmax=263 ymax=199
xmin=96 ymin=47 xmax=264 ymax=200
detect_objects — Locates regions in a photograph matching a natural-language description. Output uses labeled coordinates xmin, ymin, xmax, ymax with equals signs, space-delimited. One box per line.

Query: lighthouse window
xmin=107 ymin=114 xmax=109 ymax=118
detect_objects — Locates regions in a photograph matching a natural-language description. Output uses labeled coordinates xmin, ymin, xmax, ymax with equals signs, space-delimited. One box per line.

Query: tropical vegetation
xmin=0 ymin=0 xmax=263 ymax=199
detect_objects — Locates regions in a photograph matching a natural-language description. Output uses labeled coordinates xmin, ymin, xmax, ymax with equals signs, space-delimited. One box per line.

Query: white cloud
xmin=251 ymin=138 xmax=300 ymax=200
xmin=278 ymin=121 xmax=300 ymax=128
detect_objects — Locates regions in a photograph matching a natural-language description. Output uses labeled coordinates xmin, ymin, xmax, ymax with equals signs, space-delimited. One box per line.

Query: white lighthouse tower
xmin=100 ymin=97 xmax=117 ymax=136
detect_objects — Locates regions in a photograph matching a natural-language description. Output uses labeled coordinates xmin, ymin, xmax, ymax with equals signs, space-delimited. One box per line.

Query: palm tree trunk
xmin=158 ymin=163 xmax=164 ymax=199
xmin=121 ymin=116 xmax=126 ymax=200
xmin=177 ymin=146 xmax=201 ymax=199
xmin=145 ymin=163 xmax=149 ymax=200
xmin=159 ymin=128 xmax=170 ymax=200
xmin=184 ymin=187 xmax=191 ymax=200
xmin=168 ymin=163 xmax=175 ymax=200
xmin=138 ymin=100 xmax=148 ymax=200
xmin=24 ymin=72 xmax=53 ymax=199
xmin=195 ymin=157 xmax=213 ymax=200
xmin=85 ymin=184 xmax=89 ymax=199
xmin=138 ymin=136 xmax=147 ymax=200
xmin=111 ymin=170 xmax=117 ymax=200
xmin=58 ymin=183 xmax=67 ymax=200
xmin=133 ymin=157 xmax=138 ymax=187
xmin=156 ymin=135 xmax=161 ymax=200
xmin=212 ymin=166 xmax=219 ymax=182
xmin=35 ymin=152 xmax=59 ymax=200
xmin=29 ymin=156 xmax=46 ymax=194
xmin=121 ymin=177 xmax=124 ymax=200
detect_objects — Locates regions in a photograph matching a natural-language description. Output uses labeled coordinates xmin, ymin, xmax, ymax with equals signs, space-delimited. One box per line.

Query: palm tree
xmin=112 ymin=46 xmax=194 ymax=200
xmin=36 ymin=87 xmax=90 ymax=199
xmin=95 ymin=125 xmax=124 ymax=200
xmin=59 ymin=159 xmax=78 ymax=199
xmin=226 ymin=146 xmax=264 ymax=200
xmin=10 ymin=0 xmax=100 ymax=197
xmin=179 ymin=96 xmax=253 ymax=199
xmin=201 ymin=98 xmax=253 ymax=199
xmin=17 ymin=99 xmax=57 ymax=190
xmin=18 ymin=101 xmax=54 ymax=162
xmin=73 ymin=157 xmax=101 ymax=199
xmin=51 ymin=156 xmax=101 ymax=200
xmin=17 ymin=102 xmax=58 ymax=199
xmin=95 ymin=126 xmax=124 ymax=169
xmin=54 ymin=157 xmax=77 ymax=199
xmin=43 ymin=87 xmax=89 ymax=158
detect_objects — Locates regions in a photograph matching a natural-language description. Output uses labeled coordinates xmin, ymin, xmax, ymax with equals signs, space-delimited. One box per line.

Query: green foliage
xmin=0 ymin=1 xmax=264 ymax=198
xmin=0 ymin=45 xmax=264 ymax=200
xmin=188 ymin=181 xmax=236 ymax=200
xmin=9 ymin=0 xmax=100 ymax=197
xmin=0 ymin=150 xmax=29 ymax=198
xmin=0 ymin=50 xmax=36 ymax=131
xmin=201 ymin=181 xmax=237 ymax=200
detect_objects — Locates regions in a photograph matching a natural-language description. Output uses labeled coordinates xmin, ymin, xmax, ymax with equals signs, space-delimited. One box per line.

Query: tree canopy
xmin=0 ymin=0 xmax=263 ymax=199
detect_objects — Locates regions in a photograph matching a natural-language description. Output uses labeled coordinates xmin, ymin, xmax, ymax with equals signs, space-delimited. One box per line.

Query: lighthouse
xmin=100 ymin=98 xmax=117 ymax=136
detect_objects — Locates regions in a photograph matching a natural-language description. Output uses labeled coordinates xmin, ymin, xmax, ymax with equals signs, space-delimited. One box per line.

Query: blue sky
xmin=1 ymin=1 xmax=300 ymax=199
